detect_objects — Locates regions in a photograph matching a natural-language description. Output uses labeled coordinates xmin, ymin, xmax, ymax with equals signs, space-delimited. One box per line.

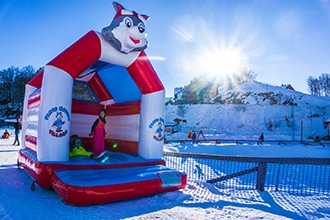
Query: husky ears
xmin=113 ymin=1 xmax=124 ymax=11
xmin=141 ymin=14 xmax=150 ymax=21
xmin=140 ymin=14 xmax=150 ymax=21
xmin=112 ymin=1 xmax=150 ymax=22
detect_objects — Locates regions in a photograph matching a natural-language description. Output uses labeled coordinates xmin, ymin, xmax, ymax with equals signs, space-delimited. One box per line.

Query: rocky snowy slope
xmin=165 ymin=80 xmax=330 ymax=141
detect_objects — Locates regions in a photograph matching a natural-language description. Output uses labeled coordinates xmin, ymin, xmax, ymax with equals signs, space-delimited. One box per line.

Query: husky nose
xmin=138 ymin=27 xmax=145 ymax=33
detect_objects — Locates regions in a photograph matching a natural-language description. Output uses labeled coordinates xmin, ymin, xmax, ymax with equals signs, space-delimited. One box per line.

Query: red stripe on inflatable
xmin=127 ymin=51 xmax=164 ymax=94
xmin=88 ymin=73 xmax=112 ymax=102
xmin=24 ymin=135 xmax=37 ymax=152
xmin=27 ymin=99 xmax=40 ymax=109
xmin=27 ymin=69 xmax=44 ymax=88
xmin=18 ymin=149 xmax=54 ymax=188
xmin=72 ymin=100 xmax=140 ymax=116
xmin=108 ymin=100 xmax=141 ymax=116
xmin=27 ymin=89 xmax=41 ymax=109
xmin=48 ymin=31 xmax=101 ymax=79
xmin=72 ymin=100 xmax=104 ymax=115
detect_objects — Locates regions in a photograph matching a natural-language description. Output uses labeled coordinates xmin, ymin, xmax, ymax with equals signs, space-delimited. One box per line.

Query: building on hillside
xmin=323 ymin=118 xmax=330 ymax=138
xmin=165 ymin=97 xmax=175 ymax=105
xmin=174 ymin=87 xmax=184 ymax=100
xmin=199 ymin=85 xmax=219 ymax=103
xmin=281 ymin=84 xmax=295 ymax=91
xmin=174 ymin=84 xmax=219 ymax=104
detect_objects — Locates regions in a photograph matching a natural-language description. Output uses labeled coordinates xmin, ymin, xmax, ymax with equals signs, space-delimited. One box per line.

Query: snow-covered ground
xmin=1 ymin=127 xmax=329 ymax=220
xmin=1 ymin=83 xmax=330 ymax=219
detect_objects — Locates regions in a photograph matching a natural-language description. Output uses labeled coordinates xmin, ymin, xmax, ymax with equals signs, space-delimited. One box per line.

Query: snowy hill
xmin=213 ymin=80 xmax=330 ymax=106
xmin=166 ymin=80 xmax=330 ymax=141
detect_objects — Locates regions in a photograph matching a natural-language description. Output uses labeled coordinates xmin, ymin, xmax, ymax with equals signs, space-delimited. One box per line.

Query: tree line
xmin=307 ymin=73 xmax=330 ymax=96
xmin=0 ymin=66 xmax=37 ymax=117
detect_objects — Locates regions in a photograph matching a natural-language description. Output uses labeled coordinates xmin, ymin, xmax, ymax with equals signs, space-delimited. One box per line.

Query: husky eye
xmin=124 ymin=17 xmax=132 ymax=28
xmin=138 ymin=23 xmax=145 ymax=33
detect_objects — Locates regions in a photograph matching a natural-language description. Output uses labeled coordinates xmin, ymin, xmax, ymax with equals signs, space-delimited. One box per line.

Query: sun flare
xmin=197 ymin=47 xmax=245 ymax=78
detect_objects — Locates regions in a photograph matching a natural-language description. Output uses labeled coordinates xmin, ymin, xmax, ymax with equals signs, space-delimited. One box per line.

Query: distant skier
xmin=192 ymin=132 xmax=197 ymax=144
xmin=194 ymin=164 xmax=204 ymax=179
xmin=258 ymin=133 xmax=264 ymax=144
xmin=182 ymin=130 xmax=193 ymax=144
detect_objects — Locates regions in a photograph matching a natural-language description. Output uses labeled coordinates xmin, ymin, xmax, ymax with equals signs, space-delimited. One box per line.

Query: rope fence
xmin=164 ymin=152 xmax=330 ymax=195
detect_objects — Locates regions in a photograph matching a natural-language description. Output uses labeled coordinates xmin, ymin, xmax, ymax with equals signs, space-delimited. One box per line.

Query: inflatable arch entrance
xmin=23 ymin=31 xmax=165 ymax=161
xmin=18 ymin=2 xmax=186 ymax=206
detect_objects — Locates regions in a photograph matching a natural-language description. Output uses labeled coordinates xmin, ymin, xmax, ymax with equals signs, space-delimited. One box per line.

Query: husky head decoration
xmin=102 ymin=2 xmax=150 ymax=54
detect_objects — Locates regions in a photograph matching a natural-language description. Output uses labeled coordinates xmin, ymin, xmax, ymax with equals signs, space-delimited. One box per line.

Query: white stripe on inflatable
xmin=71 ymin=114 xmax=95 ymax=125
xmin=27 ymin=108 xmax=39 ymax=122
xmin=107 ymin=114 xmax=140 ymax=141
xmin=107 ymin=115 xmax=140 ymax=128
xmin=22 ymin=84 xmax=37 ymax=149
xmin=26 ymin=106 xmax=39 ymax=138
xmin=70 ymin=114 xmax=95 ymax=137
xmin=107 ymin=127 xmax=139 ymax=142
xmin=37 ymin=65 xmax=73 ymax=161
xmin=138 ymin=90 xmax=165 ymax=159
xmin=97 ymin=32 xmax=140 ymax=67
xmin=100 ymin=99 xmax=115 ymax=106
xmin=26 ymin=123 xmax=38 ymax=137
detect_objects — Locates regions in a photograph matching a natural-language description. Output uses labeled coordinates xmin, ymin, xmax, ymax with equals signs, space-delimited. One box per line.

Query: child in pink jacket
xmin=89 ymin=109 xmax=106 ymax=156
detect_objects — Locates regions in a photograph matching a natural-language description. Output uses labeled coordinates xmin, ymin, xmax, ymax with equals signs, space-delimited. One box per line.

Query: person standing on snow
xmin=89 ymin=109 xmax=107 ymax=156
xmin=192 ymin=132 xmax=197 ymax=144
xmin=194 ymin=164 xmax=204 ymax=179
xmin=13 ymin=118 xmax=21 ymax=146
xmin=258 ymin=133 xmax=264 ymax=144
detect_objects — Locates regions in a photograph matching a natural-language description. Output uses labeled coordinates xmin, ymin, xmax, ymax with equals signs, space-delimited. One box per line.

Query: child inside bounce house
xmin=69 ymin=135 xmax=94 ymax=159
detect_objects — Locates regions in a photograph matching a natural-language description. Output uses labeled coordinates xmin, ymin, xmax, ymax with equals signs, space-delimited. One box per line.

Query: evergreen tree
xmin=0 ymin=65 xmax=37 ymax=117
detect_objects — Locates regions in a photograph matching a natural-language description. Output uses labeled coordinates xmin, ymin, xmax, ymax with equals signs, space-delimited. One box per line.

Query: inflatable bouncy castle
xmin=18 ymin=2 xmax=186 ymax=206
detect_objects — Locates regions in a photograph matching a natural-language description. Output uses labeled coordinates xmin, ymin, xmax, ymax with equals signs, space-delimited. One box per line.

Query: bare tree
xmin=307 ymin=73 xmax=330 ymax=96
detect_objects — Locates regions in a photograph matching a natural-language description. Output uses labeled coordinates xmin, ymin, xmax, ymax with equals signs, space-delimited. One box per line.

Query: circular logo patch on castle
xmin=149 ymin=117 xmax=164 ymax=141
xmin=44 ymin=106 xmax=70 ymax=138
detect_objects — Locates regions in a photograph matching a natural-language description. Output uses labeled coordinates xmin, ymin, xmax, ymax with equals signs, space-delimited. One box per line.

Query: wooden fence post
xmin=256 ymin=161 xmax=267 ymax=191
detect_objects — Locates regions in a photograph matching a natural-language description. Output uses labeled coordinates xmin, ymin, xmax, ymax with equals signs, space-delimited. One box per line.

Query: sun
xmin=197 ymin=47 xmax=246 ymax=79
xmin=170 ymin=14 xmax=253 ymax=85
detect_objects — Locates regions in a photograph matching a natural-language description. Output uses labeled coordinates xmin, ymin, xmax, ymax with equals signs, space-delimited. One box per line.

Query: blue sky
xmin=1 ymin=0 xmax=330 ymax=97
